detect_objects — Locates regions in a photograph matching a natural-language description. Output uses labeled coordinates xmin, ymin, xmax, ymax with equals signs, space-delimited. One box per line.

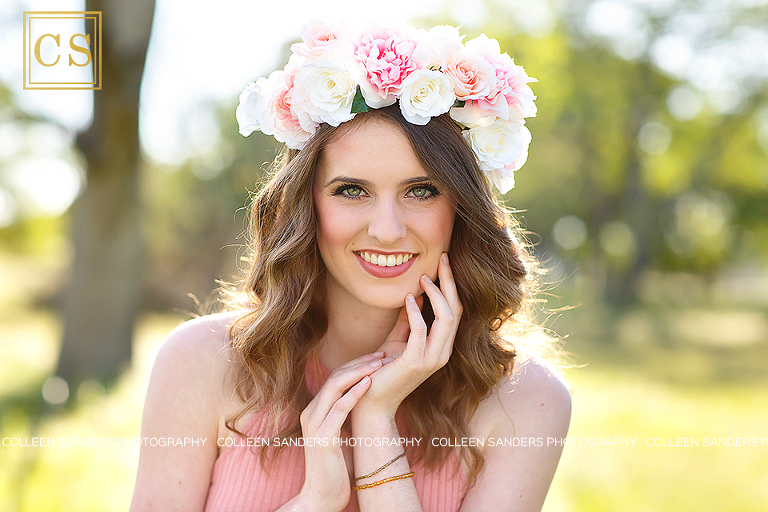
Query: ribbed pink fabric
xmin=204 ymin=359 xmax=468 ymax=512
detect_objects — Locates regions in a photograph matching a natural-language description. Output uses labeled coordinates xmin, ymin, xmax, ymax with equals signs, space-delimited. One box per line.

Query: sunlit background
xmin=1 ymin=0 xmax=767 ymax=510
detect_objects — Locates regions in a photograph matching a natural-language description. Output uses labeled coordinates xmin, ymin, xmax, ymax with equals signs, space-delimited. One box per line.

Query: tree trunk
xmin=56 ymin=0 xmax=155 ymax=389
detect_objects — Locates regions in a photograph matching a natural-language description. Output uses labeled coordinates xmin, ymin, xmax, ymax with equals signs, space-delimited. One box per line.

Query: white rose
xmin=397 ymin=70 xmax=456 ymax=125
xmin=236 ymin=78 xmax=270 ymax=136
xmin=463 ymin=119 xmax=531 ymax=193
xmin=295 ymin=61 xmax=357 ymax=126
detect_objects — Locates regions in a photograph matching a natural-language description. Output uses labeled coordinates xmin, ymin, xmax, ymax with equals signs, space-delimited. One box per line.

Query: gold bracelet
xmin=353 ymin=451 xmax=407 ymax=482
xmin=352 ymin=471 xmax=415 ymax=491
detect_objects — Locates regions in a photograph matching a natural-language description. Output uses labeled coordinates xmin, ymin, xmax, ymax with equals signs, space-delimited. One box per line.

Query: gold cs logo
xmin=23 ymin=11 xmax=102 ymax=90
xmin=33 ymin=33 xmax=93 ymax=67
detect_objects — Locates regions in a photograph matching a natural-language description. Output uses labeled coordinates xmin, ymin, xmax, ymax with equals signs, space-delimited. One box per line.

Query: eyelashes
xmin=331 ymin=183 xmax=441 ymax=202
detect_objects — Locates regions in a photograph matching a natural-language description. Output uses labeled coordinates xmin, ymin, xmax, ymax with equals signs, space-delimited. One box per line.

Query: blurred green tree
xmin=56 ymin=0 xmax=155 ymax=388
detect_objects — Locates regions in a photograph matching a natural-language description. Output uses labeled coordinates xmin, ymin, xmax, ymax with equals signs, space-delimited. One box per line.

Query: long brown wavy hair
xmin=219 ymin=103 xmax=564 ymax=489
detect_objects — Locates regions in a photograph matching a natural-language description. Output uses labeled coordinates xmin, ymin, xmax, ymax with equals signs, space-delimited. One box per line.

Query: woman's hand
xmin=352 ymin=252 xmax=463 ymax=420
xmin=296 ymin=351 xmax=391 ymax=512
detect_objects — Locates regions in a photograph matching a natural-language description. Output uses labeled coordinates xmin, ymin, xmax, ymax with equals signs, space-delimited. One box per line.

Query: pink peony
xmin=353 ymin=27 xmax=430 ymax=108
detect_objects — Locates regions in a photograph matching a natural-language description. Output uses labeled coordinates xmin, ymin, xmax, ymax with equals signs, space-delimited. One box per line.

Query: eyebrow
xmin=324 ymin=175 xmax=434 ymax=187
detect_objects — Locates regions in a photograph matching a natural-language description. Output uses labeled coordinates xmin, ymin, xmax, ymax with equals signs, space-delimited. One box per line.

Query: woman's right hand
xmin=296 ymin=351 xmax=391 ymax=512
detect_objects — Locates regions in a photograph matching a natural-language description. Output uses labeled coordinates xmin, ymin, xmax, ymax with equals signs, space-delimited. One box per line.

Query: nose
xmin=367 ymin=198 xmax=407 ymax=245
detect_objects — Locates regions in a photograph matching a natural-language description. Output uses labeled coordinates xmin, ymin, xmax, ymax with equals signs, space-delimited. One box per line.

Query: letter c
xmin=34 ymin=34 xmax=60 ymax=66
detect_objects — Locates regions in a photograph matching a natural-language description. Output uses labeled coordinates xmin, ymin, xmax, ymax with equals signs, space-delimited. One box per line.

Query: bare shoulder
xmin=129 ymin=310 xmax=248 ymax=511
xmin=460 ymin=355 xmax=573 ymax=512
xmin=476 ymin=354 xmax=573 ymax=439
xmin=158 ymin=310 xmax=252 ymax=430
xmin=500 ymin=355 xmax=572 ymax=420
xmin=161 ymin=310 xmax=243 ymax=360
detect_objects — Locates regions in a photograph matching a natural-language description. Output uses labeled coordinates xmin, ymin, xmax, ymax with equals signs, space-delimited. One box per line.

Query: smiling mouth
xmin=355 ymin=251 xmax=416 ymax=267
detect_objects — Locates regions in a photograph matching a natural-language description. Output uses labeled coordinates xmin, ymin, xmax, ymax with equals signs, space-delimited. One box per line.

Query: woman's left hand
xmin=352 ymin=252 xmax=463 ymax=419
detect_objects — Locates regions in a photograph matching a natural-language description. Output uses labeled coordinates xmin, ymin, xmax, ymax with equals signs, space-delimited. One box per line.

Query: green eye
xmin=344 ymin=186 xmax=363 ymax=197
xmin=412 ymin=187 xmax=429 ymax=197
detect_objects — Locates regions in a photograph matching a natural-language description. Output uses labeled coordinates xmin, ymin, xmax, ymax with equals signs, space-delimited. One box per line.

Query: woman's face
xmin=313 ymin=120 xmax=456 ymax=310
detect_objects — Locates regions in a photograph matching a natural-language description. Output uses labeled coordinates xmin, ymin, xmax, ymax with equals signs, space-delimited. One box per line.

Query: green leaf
xmin=452 ymin=99 xmax=466 ymax=109
xmin=351 ymin=86 xmax=370 ymax=114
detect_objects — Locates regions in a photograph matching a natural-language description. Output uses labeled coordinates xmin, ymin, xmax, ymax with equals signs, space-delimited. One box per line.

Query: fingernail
xmin=422 ymin=274 xmax=432 ymax=283
xmin=373 ymin=351 xmax=385 ymax=356
xmin=406 ymin=294 xmax=416 ymax=303
xmin=442 ymin=253 xmax=449 ymax=265
xmin=369 ymin=359 xmax=382 ymax=367
xmin=381 ymin=357 xmax=394 ymax=365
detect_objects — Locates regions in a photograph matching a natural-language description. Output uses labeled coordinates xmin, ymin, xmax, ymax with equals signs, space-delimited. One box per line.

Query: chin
xmin=356 ymin=285 xmax=422 ymax=310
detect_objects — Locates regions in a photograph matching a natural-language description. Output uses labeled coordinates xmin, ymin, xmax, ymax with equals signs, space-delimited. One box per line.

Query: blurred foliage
xmin=139 ymin=112 xmax=278 ymax=313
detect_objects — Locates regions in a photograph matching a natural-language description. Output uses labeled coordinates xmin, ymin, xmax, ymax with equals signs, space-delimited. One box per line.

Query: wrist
xmin=350 ymin=408 xmax=398 ymax=436
xmin=294 ymin=487 xmax=346 ymax=512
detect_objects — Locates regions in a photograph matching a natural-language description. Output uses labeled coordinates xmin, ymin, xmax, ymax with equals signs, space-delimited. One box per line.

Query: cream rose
xmin=397 ymin=69 xmax=456 ymax=125
xmin=294 ymin=61 xmax=357 ymax=126
xmin=463 ymin=119 xmax=531 ymax=193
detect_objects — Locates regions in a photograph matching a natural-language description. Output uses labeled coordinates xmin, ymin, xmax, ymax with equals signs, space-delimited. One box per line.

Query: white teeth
xmin=359 ymin=252 xmax=414 ymax=267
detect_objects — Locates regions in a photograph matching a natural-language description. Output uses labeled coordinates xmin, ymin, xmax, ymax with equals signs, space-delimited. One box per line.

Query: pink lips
xmin=355 ymin=252 xmax=417 ymax=278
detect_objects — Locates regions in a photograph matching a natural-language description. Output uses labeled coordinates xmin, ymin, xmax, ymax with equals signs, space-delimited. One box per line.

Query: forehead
xmin=316 ymin=120 xmax=427 ymax=185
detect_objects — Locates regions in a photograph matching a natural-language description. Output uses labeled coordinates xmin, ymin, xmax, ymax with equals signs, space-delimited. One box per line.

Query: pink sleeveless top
xmin=204 ymin=359 xmax=468 ymax=512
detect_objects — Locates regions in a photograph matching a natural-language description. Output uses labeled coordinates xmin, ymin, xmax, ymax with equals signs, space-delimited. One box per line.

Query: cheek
xmin=428 ymin=205 xmax=455 ymax=251
xmin=315 ymin=199 xmax=359 ymax=252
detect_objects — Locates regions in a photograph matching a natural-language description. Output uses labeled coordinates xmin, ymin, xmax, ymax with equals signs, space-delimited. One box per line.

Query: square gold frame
xmin=23 ymin=11 xmax=102 ymax=90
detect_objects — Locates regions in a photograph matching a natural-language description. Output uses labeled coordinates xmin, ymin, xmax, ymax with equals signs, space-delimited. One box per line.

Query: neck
xmin=316 ymin=280 xmax=400 ymax=371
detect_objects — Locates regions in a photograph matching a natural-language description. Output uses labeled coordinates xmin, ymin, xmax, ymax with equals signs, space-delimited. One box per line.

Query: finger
xmin=319 ymin=375 xmax=372 ymax=435
xmin=403 ymin=293 xmax=428 ymax=358
xmin=437 ymin=253 xmax=463 ymax=321
xmin=303 ymin=351 xmax=383 ymax=419
xmin=437 ymin=254 xmax=462 ymax=363
xmin=307 ymin=359 xmax=385 ymax=429
xmin=419 ymin=274 xmax=456 ymax=362
xmin=385 ymin=305 xmax=411 ymax=344
xmin=334 ymin=351 xmax=385 ymax=371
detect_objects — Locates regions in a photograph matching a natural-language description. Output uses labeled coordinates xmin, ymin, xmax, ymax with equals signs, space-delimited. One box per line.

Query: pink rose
xmin=442 ymin=51 xmax=495 ymax=100
xmin=291 ymin=20 xmax=342 ymax=60
xmin=464 ymin=34 xmax=537 ymax=121
xmin=263 ymin=65 xmax=318 ymax=149
xmin=489 ymin=52 xmax=537 ymax=118
xmin=353 ymin=26 xmax=430 ymax=108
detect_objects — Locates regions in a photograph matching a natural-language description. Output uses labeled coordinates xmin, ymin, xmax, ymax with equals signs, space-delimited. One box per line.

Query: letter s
xmin=69 ymin=34 xmax=91 ymax=66
xmin=34 ymin=34 xmax=60 ymax=66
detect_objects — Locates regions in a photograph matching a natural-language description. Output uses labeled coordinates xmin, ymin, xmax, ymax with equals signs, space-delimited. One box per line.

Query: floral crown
xmin=236 ymin=19 xmax=537 ymax=194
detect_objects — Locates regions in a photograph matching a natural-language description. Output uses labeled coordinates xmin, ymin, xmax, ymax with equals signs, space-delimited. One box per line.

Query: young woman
xmin=130 ymin=20 xmax=572 ymax=512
